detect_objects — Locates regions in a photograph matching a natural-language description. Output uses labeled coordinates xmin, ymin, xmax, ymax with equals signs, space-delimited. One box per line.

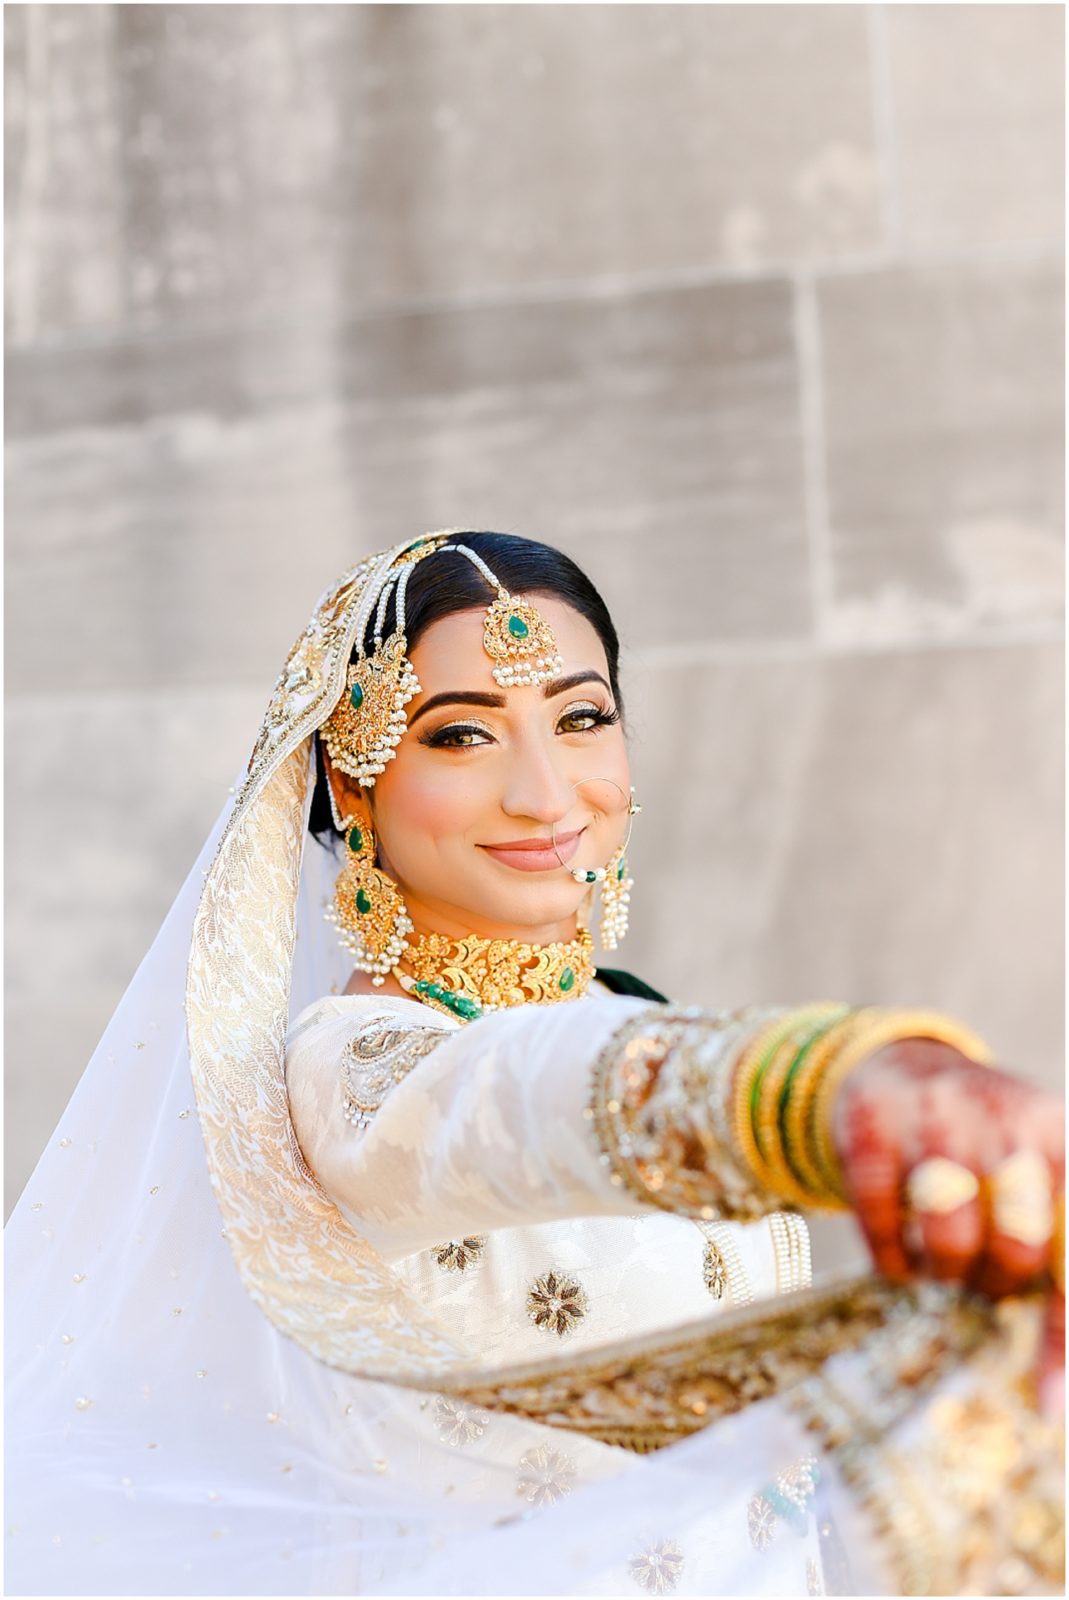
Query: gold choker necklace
xmin=393 ymin=929 xmax=595 ymax=1022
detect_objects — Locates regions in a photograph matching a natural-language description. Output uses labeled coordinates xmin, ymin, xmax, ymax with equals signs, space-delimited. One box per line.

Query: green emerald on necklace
xmin=559 ymin=967 xmax=575 ymax=992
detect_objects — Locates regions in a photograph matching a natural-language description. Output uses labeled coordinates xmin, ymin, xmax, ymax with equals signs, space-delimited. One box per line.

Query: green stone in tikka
xmin=507 ymin=614 xmax=529 ymax=639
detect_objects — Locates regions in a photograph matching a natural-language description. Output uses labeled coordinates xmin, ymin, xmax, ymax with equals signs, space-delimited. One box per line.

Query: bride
xmin=6 ymin=530 xmax=1063 ymax=1597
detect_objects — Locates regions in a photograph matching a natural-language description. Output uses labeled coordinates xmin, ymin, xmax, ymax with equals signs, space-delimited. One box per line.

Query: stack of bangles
xmin=728 ymin=1003 xmax=1065 ymax=1288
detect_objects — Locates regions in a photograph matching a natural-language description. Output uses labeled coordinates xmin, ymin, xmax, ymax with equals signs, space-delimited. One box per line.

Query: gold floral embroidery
xmin=526 ymin=1271 xmax=589 ymax=1338
xmin=341 ymin=1023 xmax=446 ymax=1129
xmin=628 ymin=1539 xmax=684 ymax=1593
xmin=701 ymin=1240 xmax=727 ymax=1300
xmin=515 ymin=1444 xmax=577 ymax=1507
xmin=694 ymin=1221 xmax=753 ymax=1306
xmin=432 ymin=1395 xmax=489 ymax=1447
xmin=806 ymin=1556 xmax=824 ymax=1595
xmin=433 ymin=1237 xmax=487 ymax=1273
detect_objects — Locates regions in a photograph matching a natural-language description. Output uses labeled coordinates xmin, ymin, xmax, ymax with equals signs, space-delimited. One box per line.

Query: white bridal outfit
xmin=6 ymin=537 xmax=1062 ymax=1598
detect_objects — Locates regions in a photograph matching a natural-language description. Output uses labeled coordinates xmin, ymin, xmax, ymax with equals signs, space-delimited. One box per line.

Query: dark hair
xmin=309 ymin=530 xmax=624 ymax=848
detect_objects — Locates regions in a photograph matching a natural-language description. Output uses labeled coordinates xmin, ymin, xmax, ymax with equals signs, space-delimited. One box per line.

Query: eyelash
xmin=419 ymin=704 xmax=621 ymax=750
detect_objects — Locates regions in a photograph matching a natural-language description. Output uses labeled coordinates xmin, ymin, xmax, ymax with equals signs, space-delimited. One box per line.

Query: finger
xmin=912 ymin=1194 xmax=985 ymax=1283
xmin=967 ymin=1254 xmax=1034 ymax=1301
xmin=843 ymin=1142 xmax=912 ymax=1281
xmin=982 ymin=1151 xmax=1057 ymax=1292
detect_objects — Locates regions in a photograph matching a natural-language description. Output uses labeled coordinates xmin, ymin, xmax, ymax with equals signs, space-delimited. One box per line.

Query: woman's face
xmin=340 ymin=596 xmax=630 ymax=943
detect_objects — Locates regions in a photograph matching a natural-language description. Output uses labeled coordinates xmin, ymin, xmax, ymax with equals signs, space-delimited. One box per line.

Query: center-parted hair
xmin=310 ymin=531 xmax=625 ymax=846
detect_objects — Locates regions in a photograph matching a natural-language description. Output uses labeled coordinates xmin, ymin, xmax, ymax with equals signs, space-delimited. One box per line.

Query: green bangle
xmin=777 ymin=1009 xmax=853 ymax=1194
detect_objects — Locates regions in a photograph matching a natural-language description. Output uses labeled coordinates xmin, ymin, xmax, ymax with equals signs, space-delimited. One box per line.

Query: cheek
xmin=374 ymin=755 xmax=486 ymax=846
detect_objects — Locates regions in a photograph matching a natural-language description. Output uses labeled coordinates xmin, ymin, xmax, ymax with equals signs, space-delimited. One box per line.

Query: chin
xmin=473 ymin=880 xmax=587 ymax=935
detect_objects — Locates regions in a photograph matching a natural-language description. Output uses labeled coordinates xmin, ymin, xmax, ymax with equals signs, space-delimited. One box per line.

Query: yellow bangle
xmin=1052 ymin=1192 xmax=1064 ymax=1295
xmin=787 ymin=1008 xmax=887 ymax=1205
xmin=811 ymin=1010 xmax=993 ymax=1202
xmin=731 ymin=1007 xmax=839 ymax=1198
xmin=730 ymin=1015 xmax=790 ymax=1185
xmin=752 ymin=1007 xmax=848 ymax=1206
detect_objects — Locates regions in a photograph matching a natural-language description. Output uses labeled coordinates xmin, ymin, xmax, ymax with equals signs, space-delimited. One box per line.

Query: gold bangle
xmin=792 ymin=1008 xmax=889 ymax=1206
xmin=730 ymin=1014 xmax=793 ymax=1187
xmin=1052 ymin=1191 xmax=1064 ymax=1294
xmin=779 ymin=1007 xmax=858 ymax=1205
xmin=731 ymin=1007 xmax=839 ymax=1199
xmin=752 ymin=1007 xmax=847 ymax=1206
xmin=811 ymin=1011 xmax=993 ymax=1202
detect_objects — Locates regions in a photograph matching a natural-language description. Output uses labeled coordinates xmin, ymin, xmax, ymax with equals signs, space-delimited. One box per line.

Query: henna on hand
xmin=832 ymin=1038 xmax=1064 ymax=1297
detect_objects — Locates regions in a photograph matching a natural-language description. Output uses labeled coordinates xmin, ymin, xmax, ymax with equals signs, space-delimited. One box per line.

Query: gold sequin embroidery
xmin=341 ymin=1022 xmax=447 ymax=1128
xmin=526 ymin=1271 xmax=589 ymax=1338
xmin=587 ymin=1004 xmax=791 ymax=1221
xmin=432 ymin=1237 xmax=487 ymax=1273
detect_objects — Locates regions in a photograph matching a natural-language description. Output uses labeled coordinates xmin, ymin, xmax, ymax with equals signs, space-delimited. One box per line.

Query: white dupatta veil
xmin=6 ymin=537 xmax=1061 ymax=1597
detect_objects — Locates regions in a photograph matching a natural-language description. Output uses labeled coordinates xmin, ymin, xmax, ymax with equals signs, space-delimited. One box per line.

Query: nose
xmin=499 ymin=732 xmax=577 ymax=828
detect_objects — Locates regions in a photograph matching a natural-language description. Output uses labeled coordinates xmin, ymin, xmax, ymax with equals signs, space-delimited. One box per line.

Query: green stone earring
xmin=325 ymin=810 xmax=413 ymax=985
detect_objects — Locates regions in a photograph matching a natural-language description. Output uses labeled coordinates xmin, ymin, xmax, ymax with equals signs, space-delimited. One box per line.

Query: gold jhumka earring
xmin=325 ymin=805 xmax=414 ymax=984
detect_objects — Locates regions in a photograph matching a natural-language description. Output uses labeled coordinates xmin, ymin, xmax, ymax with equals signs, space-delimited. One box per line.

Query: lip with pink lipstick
xmin=479 ymin=827 xmax=585 ymax=873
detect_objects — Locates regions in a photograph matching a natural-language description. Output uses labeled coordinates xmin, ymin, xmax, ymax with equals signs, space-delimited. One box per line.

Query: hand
xmin=832 ymin=1038 xmax=1064 ymax=1413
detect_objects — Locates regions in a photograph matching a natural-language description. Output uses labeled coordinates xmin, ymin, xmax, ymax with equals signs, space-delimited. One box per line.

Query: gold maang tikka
xmin=437 ymin=541 xmax=565 ymax=688
xmin=320 ymin=539 xmax=444 ymax=786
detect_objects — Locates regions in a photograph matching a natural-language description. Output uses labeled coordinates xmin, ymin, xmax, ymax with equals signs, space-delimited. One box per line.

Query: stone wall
xmin=6 ymin=6 xmax=1063 ymax=1242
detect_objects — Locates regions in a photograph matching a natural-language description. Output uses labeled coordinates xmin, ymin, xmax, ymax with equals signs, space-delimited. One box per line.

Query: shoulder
xmin=285 ymin=995 xmax=457 ymax=1183
xmin=288 ymin=990 xmax=452 ymax=1046
xmin=592 ymin=967 xmax=671 ymax=1003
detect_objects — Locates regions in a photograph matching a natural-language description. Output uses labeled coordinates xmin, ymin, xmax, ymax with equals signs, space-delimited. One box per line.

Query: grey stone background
xmin=6 ymin=5 xmax=1064 ymax=1265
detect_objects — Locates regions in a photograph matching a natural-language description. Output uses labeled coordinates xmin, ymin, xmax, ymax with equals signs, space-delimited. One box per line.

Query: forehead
xmin=407 ymin=597 xmax=609 ymax=691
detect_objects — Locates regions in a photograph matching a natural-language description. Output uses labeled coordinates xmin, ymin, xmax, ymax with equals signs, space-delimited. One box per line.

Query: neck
xmin=402 ymin=895 xmax=580 ymax=949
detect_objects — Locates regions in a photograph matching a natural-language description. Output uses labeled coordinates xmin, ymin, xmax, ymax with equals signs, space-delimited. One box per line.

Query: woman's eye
xmin=558 ymin=705 xmax=619 ymax=734
xmin=421 ymin=705 xmax=619 ymax=749
xmin=421 ymin=724 xmax=494 ymax=749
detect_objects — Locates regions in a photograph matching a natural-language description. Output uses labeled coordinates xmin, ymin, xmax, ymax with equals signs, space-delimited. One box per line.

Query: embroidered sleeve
xmin=587 ymin=1003 xmax=795 ymax=1221
xmin=340 ymin=1018 xmax=449 ymax=1129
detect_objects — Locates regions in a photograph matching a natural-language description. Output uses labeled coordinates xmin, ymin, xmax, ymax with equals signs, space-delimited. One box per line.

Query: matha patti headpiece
xmin=319 ymin=536 xmax=446 ymax=785
xmin=319 ymin=535 xmax=565 ymax=789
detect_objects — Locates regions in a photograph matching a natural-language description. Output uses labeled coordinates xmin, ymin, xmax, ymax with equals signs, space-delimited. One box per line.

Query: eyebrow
xmin=407 ymin=671 xmax=613 ymax=728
